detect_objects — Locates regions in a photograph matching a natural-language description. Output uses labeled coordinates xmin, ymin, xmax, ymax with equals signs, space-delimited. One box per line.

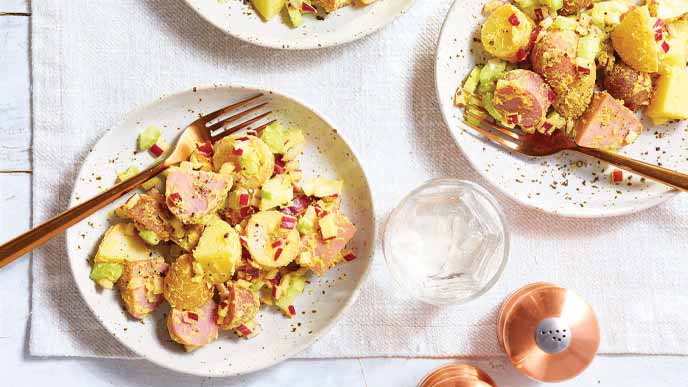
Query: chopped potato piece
xmin=646 ymin=68 xmax=688 ymax=124
xmin=611 ymin=6 xmax=659 ymax=73
xmin=94 ymin=223 xmax=158 ymax=263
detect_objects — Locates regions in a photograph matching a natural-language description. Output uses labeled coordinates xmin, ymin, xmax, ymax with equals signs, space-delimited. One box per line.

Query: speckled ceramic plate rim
xmin=434 ymin=0 xmax=680 ymax=218
xmin=181 ymin=0 xmax=417 ymax=50
xmin=66 ymin=84 xmax=375 ymax=377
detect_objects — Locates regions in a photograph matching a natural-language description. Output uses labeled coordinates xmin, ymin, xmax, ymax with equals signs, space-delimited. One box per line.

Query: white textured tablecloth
xmin=30 ymin=0 xmax=688 ymax=359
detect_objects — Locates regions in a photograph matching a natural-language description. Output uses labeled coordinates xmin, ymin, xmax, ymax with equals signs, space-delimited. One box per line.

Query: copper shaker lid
xmin=497 ymin=283 xmax=600 ymax=383
xmin=419 ymin=364 xmax=497 ymax=387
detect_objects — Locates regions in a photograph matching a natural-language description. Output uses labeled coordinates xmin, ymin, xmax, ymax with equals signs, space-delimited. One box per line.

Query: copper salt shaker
xmin=497 ymin=283 xmax=600 ymax=383
xmin=418 ymin=364 xmax=497 ymax=387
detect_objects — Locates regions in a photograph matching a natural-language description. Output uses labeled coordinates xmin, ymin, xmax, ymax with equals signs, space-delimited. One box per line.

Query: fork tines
xmin=200 ymin=93 xmax=276 ymax=142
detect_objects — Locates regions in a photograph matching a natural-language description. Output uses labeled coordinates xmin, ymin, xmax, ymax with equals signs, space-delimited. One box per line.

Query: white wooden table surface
xmin=2 ymin=1 xmax=688 ymax=385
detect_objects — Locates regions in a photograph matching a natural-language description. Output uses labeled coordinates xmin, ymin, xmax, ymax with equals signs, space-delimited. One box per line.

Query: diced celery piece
xmin=552 ymin=16 xmax=578 ymax=31
xmin=478 ymin=80 xmax=495 ymax=95
xmin=297 ymin=217 xmax=314 ymax=234
xmin=514 ymin=0 xmax=537 ymax=11
xmin=577 ymin=34 xmax=601 ymax=62
xmin=259 ymin=175 xmax=293 ymax=211
xmin=465 ymin=105 xmax=488 ymax=126
xmin=590 ymin=1 xmax=628 ymax=28
xmin=141 ymin=176 xmax=161 ymax=191
xmin=462 ymin=66 xmax=482 ymax=94
xmin=260 ymin=122 xmax=286 ymax=154
xmin=482 ymin=94 xmax=504 ymax=122
xmin=541 ymin=0 xmax=563 ymax=12
xmin=89 ymin=262 xmax=123 ymax=284
xmin=479 ymin=59 xmax=507 ymax=85
xmin=138 ymin=230 xmax=160 ymax=246
xmin=137 ymin=126 xmax=161 ymax=152
xmin=477 ymin=59 xmax=507 ymax=96
xmin=251 ymin=280 xmax=266 ymax=293
xmin=117 ymin=165 xmax=139 ymax=182
xmin=286 ymin=3 xmax=303 ymax=27
xmin=275 ymin=274 xmax=306 ymax=313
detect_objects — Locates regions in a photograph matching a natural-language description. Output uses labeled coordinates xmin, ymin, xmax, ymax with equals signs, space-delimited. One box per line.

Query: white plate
xmin=183 ymin=0 xmax=415 ymax=49
xmin=435 ymin=0 xmax=686 ymax=218
xmin=66 ymin=85 xmax=375 ymax=376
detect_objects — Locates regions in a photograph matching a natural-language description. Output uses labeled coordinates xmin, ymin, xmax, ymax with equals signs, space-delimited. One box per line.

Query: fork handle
xmin=577 ymin=147 xmax=688 ymax=191
xmin=0 ymin=161 xmax=168 ymax=269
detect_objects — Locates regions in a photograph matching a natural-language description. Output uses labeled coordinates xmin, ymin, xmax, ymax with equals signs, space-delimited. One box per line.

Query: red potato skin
xmin=575 ymin=92 xmax=642 ymax=149
xmin=560 ymin=0 xmax=592 ymax=16
xmin=603 ymin=61 xmax=652 ymax=111
xmin=493 ymin=69 xmax=553 ymax=129
xmin=531 ymin=29 xmax=595 ymax=119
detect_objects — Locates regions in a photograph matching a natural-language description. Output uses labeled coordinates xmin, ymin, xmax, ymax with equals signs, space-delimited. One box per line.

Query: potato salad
xmin=457 ymin=0 xmax=688 ymax=150
xmin=89 ymin=122 xmax=357 ymax=352
xmin=248 ymin=0 xmax=377 ymax=28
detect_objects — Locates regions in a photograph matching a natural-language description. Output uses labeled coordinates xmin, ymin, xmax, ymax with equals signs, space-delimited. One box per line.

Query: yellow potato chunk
xmin=212 ymin=135 xmax=274 ymax=190
xmin=647 ymin=0 xmax=688 ymax=20
xmin=646 ymin=68 xmax=688 ymax=124
xmin=250 ymin=0 xmax=286 ymax=21
xmin=481 ymin=4 xmax=534 ymax=63
xmin=163 ymin=254 xmax=213 ymax=310
xmin=660 ymin=18 xmax=688 ymax=73
xmin=193 ymin=217 xmax=241 ymax=284
xmin=611 ymin=6 xmax=659 ymax=73
xmin=94 ymin=223 xmax=157 ymax=263
xmin=245 ymin=211 xmax=301 ymax=268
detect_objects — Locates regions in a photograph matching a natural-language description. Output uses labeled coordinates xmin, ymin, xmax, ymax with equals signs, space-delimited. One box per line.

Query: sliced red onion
xmin=271 ymin=240 xmax=283 ymax=248
xmin=270 ymin=272 xmax=282 ymax=287
xmin=239 ymin=193 xmax=250 ymax=207
xmin=167 ymin=192 xmax=182 ymax=206
xmin=611 ymin=169 xmax=623 ymax=183
xmin=280 ymin=216 xmax=297 ymax=230
xmin=654 ymin=18 xmax=664 ymax=30
xmin=273 ymin=158 xmax=286 ymax=175
xmin=508 ymin=13 xmax=520 ymax=26
xmin=288 ymin=305 xmax=296 ymax=316
xmin=516 ymin=48 xmax=527 ymax=61
xmin=301 ymin=2 xmax=317 ymax=13
xmin=662 ymin=40 xmax=670 ymax=53
xmin=150 ymin=143 xmax=165 ymax=157
xmin=577 ymin=65 xmax=591 ymax=75
xmin=547 ymin=89 xmax=556 ymax=103
xmin=343 ymin=252 xmax=357 ymax=262
xmin=274 ymin=248 xmax=284 ymax=261
xmin=197 ymin=140 xmax=213 ymax=156
xmin=655 ymin=29 xmax=663 ymax=41
xmin=236 ymin=324 xmax=252 ymax=336
xmin=534 ymin=7 xmax=544 ymax=22
xmin=187 ymin=312 xmax=199 ymax=321
xmin=240 ymin=206 xmax=255 ymax=218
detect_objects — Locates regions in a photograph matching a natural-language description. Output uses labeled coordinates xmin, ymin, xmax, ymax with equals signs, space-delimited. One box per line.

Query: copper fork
xmin=0 ymin=93 xmax=275 ymax=268
xmin=463 ymin=97 xmax=688 ymax=192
